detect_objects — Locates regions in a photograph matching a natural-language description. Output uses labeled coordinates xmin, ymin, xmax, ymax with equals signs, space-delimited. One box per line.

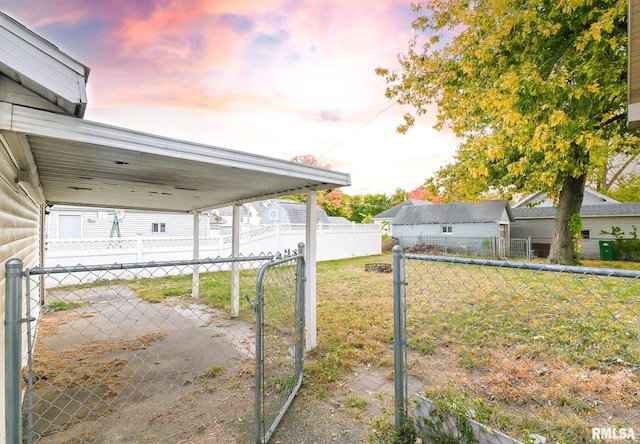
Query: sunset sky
xmin=3 ymin=0 xmax=460 ymax=195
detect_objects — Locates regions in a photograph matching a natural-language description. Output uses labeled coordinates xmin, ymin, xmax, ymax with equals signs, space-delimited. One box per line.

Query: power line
xmin=317 ymin=99 xmax=398 ymax=160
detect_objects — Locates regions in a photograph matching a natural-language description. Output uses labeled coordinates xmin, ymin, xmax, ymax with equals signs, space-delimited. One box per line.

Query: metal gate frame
xmin=254 ymin=243 xmax=305 ymax=444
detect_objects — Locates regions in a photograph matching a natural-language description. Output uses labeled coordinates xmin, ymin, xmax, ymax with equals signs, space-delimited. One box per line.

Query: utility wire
xmin=317 ymin=99 xmax=398 ymax=160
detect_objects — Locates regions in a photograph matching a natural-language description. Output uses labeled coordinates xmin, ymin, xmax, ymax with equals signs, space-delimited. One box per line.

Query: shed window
xmin=442 ymin=225 xmax=453 ymax=234
xmin=581 ymin=229 xmax=591 ymax=239
xmin=269 ymin=210 xmax=279 ymax=221
xmin=152 ymin=223 xmax=166 ymax=233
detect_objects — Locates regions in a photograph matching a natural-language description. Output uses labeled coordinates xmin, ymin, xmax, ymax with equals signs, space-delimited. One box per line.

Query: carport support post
xmin=5 ymin=258 xmax=23 ymax=444
xmin=192 ymin=211 xmax=200 ymax=298
xmin=231 ymin=204 xmax=241 ymax=317
xmin=305 ymin=191 xmax=317 ymax=350
xmin=392 ymin=245 xmax=406 ymax=431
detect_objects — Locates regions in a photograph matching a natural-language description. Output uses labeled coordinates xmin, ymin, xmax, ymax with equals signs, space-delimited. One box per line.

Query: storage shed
xmin=391 ymin=200 xmax=514 ymax=255
xmin=261 ymin=200 xmax=331 ymax=225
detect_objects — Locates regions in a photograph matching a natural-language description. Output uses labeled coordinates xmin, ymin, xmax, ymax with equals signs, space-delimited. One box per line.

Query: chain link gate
xmin=253 ymin=244 xmax=305 ymax=444
xmin=392 ymin=245 xmax=640 ymax=443
xmin=5 ymin=248 xmax=304 ymax=443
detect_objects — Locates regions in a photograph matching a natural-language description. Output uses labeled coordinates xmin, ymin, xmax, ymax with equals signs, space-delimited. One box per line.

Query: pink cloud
xmin=10 ymin=1 xmax=424 ymax=133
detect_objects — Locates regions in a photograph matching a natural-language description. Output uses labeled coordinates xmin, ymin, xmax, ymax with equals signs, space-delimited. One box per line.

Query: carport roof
xmin=0 ymin=103 xmax=351 ymax=213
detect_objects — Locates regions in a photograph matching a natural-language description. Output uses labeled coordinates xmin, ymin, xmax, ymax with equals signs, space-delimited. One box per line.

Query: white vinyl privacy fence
xmin=46 ymin=223 xmax=381 ymax=268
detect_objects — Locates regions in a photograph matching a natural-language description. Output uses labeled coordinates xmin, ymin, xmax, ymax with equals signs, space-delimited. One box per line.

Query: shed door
xmin=59 ymin=214 xmax=82 ymax=238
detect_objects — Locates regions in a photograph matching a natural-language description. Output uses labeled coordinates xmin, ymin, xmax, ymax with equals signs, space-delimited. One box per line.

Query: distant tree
xmin=317 ymin=189 xmax=352 ymax=219
xmin=287 ymin=154 xmax=336 ymax=206
xmin=377 ymin=0 xmax=638 ymax=264
xmin=408 ymin=187 xmax=427 ymax=201
xmin=348 ymin=194 xmax=393 ymax=223
xmin=590 ymin=152 xmax=639 ymax=192
xmin=412 ymin=184 xmax=443 ymax=203
xmin=291 ymin=154 xmax=331 ymax=170
xmin=604 ymin=174 xmax=640 ymax=202
xmin=390 ymin=188 xmax=409 ymax=206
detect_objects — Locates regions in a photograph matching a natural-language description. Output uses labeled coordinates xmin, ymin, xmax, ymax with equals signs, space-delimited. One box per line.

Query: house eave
xmin=0 ymin=12 xmax=89 ymax=118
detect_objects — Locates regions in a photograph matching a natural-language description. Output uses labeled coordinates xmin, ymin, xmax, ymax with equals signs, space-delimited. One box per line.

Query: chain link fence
xmin=393 ymin=247 xmax=640 ymax=443
xmin=394 ymin=236 xmax=533 ymax=259
xmin=254 ymin=247 xmax=305 ymax=443
xmin=7 ymin=251 xmax=304 ymax=443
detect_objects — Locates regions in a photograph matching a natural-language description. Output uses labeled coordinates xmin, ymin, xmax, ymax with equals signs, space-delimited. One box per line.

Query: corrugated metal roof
xmin=512 ymin=203 xmax=640 ymax=219
xmin=392 ymin=200 xmax=513 ymax=225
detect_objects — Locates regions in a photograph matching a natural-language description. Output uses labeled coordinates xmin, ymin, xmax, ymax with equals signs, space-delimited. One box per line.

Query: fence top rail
xmin=23 ymin=254 xmax=276 ymax=276
xmin=401 ymin=252 xmax=640 ymax=279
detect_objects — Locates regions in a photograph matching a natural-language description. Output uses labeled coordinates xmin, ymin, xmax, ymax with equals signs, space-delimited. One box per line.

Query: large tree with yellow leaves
xmin=377 ymin=0 xmax=638 ymax=264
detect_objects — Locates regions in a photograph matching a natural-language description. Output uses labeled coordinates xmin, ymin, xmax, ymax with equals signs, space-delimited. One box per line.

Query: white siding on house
xmin=512 ymin=215 xmax=636 ymax=244
xmin=0 ymin=138 xmax=40 ymax=441
xmin=510 ymin=218 xmax=553 ymax=243
xmin=512 ymin=214 xmax=640 ymax=259
xmin=48 ymin=207 xmax=209 ymax=239
xmin=0 ymin=138 xmax=41 ymax=264
xmin=393 ymin=222 xmax=502 ymax=239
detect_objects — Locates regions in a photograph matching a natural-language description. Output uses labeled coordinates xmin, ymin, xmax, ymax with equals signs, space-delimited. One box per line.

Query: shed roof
xmin=373 ymin=199 xmax=431 ymax=220
xmin=392 ymin=200 xmax=513 ymax=225
xmin=512 ymin=203 xmax=640 ymax=219
xmin=272 ymin=200 xmax=331 ymax=224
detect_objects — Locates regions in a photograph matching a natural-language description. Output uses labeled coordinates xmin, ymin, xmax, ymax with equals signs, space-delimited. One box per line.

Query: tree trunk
xmin=547 ymin=173 xmax=587 ymax=265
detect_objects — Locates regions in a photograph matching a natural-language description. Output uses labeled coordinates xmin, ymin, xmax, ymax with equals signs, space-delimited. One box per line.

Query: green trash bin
xmin=599 ymin=240 xmax=614 ymax=261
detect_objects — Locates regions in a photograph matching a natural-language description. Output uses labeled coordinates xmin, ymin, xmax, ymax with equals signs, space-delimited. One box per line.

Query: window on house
xmin=581 ymin=229 xmax=591 ymax=239
xmin=152 ymin=223 xmax=166 ymax=233
xmin=442 ymin=225 xmax=453 ymax=234
xmin=269 ymin=210 xmax=279 ymax=221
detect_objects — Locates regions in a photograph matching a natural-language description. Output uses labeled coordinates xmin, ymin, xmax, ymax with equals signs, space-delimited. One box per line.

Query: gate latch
xmin=243 ymin=294 xmax=260 ymax=311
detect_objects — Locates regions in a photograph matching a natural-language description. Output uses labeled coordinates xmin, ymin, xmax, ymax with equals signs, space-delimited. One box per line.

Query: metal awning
xmin=0 ymin=103 xmax=351 ymax=212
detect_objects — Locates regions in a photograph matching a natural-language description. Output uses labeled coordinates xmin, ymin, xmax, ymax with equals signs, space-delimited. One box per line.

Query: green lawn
xmin=125 ymin=253 xmax=640 ymax=442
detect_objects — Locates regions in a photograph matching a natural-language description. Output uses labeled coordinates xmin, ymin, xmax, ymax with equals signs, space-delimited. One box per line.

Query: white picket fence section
xmin=45 ymin=223 xmax=382 ymax=267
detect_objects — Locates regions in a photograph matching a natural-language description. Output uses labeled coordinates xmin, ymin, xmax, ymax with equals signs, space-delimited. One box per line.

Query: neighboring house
xmin=391 ymin=200 xmax=514 ymax=255
xmin=511 ymin=204 xmax=640 ymax=259
xmin=372 ymin=199 xmax=432 ymax=235
xmin=47 ymin=206 xmax=211 ymax=239
xmin=261 ymin=200 xmax=331 ymax=225
xmin=213 ymin=201 xmax=268 ymax=228
xmin=513 ymin=188 xmax=619 ymax=208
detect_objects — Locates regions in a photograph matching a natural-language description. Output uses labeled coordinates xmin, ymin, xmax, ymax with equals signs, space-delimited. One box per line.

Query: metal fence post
xmin=295 ymin=242 xmax=306 ymax=375
xmin=255 ymin=262 xmax=265 ymax=443
xmin=392 ymin=245 xmax=406 ymax=431
xmin=5 ymin=258 xmax=23 ymax=444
